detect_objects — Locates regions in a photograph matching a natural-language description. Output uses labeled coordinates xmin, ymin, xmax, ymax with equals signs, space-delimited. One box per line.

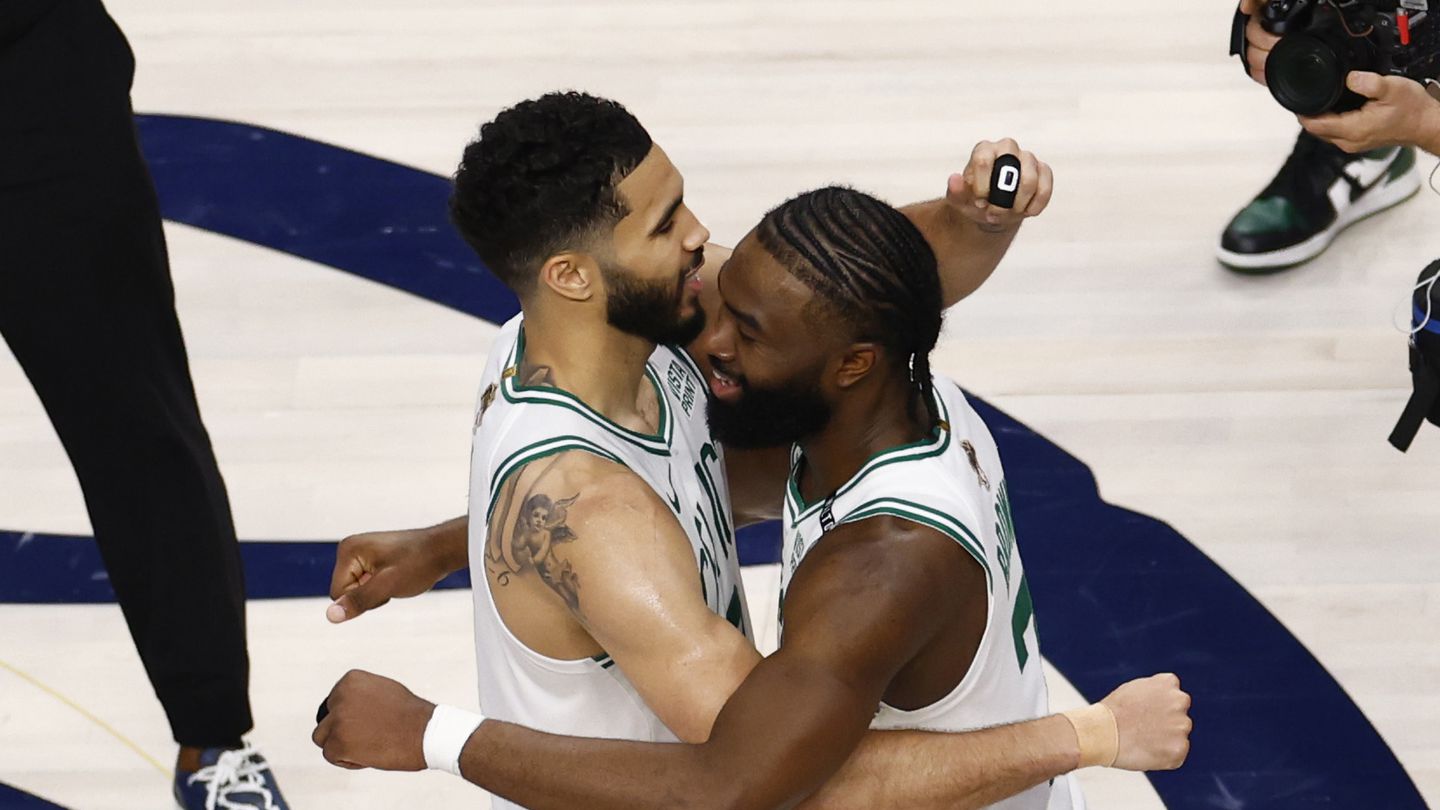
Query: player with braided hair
xmin=702 ymin=187 xmax=1092 ymax=808
xmin=315 ymin=93 xmax=1192 ymax=808
xmin=706 ymin=186 xmax=946 ymax=448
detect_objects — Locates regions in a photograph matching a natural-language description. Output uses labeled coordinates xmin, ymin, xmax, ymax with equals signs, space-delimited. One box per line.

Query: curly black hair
xmin=450 ymin=92 xmax=653 ymax=295
xmin=755 ymin=186 xmax=943 ymax=427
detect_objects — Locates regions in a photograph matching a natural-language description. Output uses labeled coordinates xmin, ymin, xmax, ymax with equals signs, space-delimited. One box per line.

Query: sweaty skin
xmin=318 ymin=235 xmax=1192 ymax=806
xmin=315 ymin=144 xmax=1193 ymax=805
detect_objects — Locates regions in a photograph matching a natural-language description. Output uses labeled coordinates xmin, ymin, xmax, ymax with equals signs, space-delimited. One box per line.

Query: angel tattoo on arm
xmin=488 ymin=486 xmax=584 ymax=612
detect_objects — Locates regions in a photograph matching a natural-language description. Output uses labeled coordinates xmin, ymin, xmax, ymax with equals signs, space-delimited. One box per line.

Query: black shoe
xmin=1218 ymin=131 xmax=1420 ymax=273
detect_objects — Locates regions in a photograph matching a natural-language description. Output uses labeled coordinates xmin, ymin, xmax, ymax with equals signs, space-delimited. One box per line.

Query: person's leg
xmin=0 ymin=132 xmax=255 ymax=751
xmin=0 ymin=0 xmax=253 ymax=755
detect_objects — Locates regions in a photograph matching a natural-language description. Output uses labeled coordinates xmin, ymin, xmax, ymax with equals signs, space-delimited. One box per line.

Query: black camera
xmin=1389 ymin=259 xmax=1440 ymax=451
xmin=1233 ymin=0 xmax=1440 ymax=115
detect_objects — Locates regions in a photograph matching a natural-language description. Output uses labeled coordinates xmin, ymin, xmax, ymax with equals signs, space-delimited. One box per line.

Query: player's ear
xmin=835 ymin=342 xmax=879 ymax=389
xmin=540 ymin=252 xmax=598 ymax=302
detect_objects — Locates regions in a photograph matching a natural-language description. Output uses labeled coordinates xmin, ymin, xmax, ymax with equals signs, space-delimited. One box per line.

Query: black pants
xmin=0 ymin=0 xmax=251 ymax=748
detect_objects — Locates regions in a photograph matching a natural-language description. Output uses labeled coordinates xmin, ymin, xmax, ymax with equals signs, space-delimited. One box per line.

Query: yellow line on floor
xmin=0 ymin=656 xmax=169 ymax=778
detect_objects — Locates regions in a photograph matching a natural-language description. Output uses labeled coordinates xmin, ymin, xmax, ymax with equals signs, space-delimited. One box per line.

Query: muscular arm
xmin=453 ymin=519 xmax=1081 ymax=810
xmin=903 ymin=139 xmax=1052 ymax=307
xmin=902 ymin=193 xmax=1022 ymax=307
xmin=463 ymin=708 xmax=1080 ymax=810
xmin=319 ymin=506 xmax=1189 ymax=804
xmin=489 ymin=451 xmax=761 ymax=742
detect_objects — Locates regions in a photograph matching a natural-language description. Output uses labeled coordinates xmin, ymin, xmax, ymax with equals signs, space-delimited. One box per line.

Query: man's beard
xmin=706 ymin=371 xmax=832 ymax=449
xmin=603 ymin=259 xmax=705 ymax=346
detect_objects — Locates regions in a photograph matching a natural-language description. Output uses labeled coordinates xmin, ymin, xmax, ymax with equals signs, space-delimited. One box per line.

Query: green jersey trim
xmin=501 ymin=326 xmax=673 ymax=455
xmin=786 ymin=388 xmax=953 ymax=521
xmin=486 ymin=436 xmax=626 ymax=522
xmin=841 ymin=497 xmax=992 ymax=590
xmin=696 ymin=443 xmax=733 ymax=552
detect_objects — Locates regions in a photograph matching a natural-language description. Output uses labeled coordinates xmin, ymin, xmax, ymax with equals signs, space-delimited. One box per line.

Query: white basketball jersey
xmin=467 ymin=316 xmax=751 ymax=810
xmin=779 ymin=376 xmax=1084 ymax=810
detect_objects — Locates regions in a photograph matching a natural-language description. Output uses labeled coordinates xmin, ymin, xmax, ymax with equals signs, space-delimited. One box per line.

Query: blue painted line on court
xmin=134 ymin=114 xmax=518 ymax=325
xmin=0 ymin=783 xmax=66 ymax=809
xmin=0 ymin=530 xmax=471 ymax=602
xmin=0 ymin=114 xmax=1426 ymax=808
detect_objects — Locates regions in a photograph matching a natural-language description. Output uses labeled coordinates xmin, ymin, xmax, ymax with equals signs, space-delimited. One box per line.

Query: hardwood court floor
xmin=1 ymin=1 xmax=1437 ymax=807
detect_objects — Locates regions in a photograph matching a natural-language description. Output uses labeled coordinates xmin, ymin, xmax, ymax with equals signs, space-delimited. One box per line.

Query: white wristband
xmin=423 ymin=704 xmax=485 ymax=777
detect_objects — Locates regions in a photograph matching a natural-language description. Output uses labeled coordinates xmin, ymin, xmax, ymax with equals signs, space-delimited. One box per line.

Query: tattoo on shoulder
xmin=486 ymin=464 xmax=583 ymax=613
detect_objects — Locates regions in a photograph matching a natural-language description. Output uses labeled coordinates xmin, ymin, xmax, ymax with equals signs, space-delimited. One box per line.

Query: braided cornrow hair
xmin=755 ymin=186 xmax=943 ymax=427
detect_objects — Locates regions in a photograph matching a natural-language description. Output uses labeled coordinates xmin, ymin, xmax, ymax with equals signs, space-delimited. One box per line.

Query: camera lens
xmin=1266 ymin=33 xmax=1347 ymax=115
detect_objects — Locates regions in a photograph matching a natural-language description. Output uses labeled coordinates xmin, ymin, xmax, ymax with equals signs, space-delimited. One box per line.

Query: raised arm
xmin=707 ymin=139 xmax=1053 ymax=524
xmin=902 ymin=137 xmax=1053 ymax=307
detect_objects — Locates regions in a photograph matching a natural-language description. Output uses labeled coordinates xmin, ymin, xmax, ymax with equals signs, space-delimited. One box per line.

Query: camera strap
xmin=1389 ymin=351 xmax=1439 ymax=451
xmin=1230 ymin=8 xmax=1253 ymax=77
xmin=1389 ymin=262 xmax=1440 ymax=451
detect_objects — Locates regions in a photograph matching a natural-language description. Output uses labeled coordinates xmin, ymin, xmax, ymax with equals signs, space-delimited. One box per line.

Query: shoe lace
xmin=1262 ymin=131 xmax=1357 ymax=201
xmin=185 ymin=744 xmax=281 ymax=810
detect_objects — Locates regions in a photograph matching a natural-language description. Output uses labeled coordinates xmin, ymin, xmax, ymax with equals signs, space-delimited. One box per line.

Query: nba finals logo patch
xmin=475 ymin=383 xmax=498 ymax=431
xmin=961 ymin=440 xmax=990 ymax=491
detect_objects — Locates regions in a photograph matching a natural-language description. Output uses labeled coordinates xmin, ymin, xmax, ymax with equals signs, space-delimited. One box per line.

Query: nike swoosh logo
xmin=1345 ymin=152 xmax=1398 ymax=199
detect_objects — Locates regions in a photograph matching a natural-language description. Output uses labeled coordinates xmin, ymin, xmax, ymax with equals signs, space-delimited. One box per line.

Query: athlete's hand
xmin=1239 ymin=0 xmax=1279 ymax=86
xmin=312 ymin=670 xmax=432 ymax=771
xmin=1300 ymin=72 xmax=1440 ymax=154
xmin=1101 ymin=673 xmax=1193 ymax=771
xmin=946 ymin=138 xmax=1053 ymax=232
xmin=327 ymin=526 xmax=458 ymax=623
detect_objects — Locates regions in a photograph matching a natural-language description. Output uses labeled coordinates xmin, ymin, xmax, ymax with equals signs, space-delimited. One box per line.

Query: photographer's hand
xmin=1299 ymin=72 xmax=1440 ymax=154
xmin=1237 ymin=0 xmax=1279 ymax=87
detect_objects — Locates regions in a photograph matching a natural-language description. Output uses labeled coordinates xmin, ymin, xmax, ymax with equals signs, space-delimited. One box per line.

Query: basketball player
xmin=314 ymin=93 xmax=1190 ymax=805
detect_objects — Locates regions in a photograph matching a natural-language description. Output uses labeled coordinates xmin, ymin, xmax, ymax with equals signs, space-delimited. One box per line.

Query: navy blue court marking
xmin=0 ymin=784 xmax=64 ymax=809
xmin=134 ymin=114 xmax=519 ymax=325
xmin=0 ymin=114 xmax=1424 ymax=808
xmin=0 ymin=531 xmax=472 ymax=602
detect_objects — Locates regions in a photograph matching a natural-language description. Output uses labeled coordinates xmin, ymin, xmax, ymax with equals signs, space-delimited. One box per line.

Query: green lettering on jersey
xmin=693 ymin=442 xmax=745 ymax=635
xmin=726 ymin=588 xmax=744 ymax=632
xmin=1011 ymin=572 xmax=1035 ymax=671
xmin=696 ymin=443 xmax=733 ymax=558
xmin=777 ymin=587 xmax=786 ymax=638
xmin=695 ymin=513 xmax=721 ymax=607
xmin=993 ymin=480 xmax=1033 ymax=670
xmin=994 ymin=480 xmax=1016 ymax=591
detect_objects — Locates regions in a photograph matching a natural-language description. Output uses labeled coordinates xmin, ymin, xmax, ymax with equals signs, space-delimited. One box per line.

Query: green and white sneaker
xmin=1218 ymin=130 xmax=1421 ymax=273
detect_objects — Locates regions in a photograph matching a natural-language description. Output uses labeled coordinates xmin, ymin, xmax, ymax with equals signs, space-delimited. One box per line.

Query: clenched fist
xmin=946 ymin=138 xmax=1054 ymax=232
xmin=328 ymin=523 xmax=464 ymax=623
xmin=1102 ymin=673 xmax=1193 ymax=771
xmin=312 ymin=670 xmax=434 ymax=771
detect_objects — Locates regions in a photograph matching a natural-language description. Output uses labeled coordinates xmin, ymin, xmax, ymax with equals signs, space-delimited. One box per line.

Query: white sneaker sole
xmin=1216 ymin=162 xmax=1423 ymax=271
